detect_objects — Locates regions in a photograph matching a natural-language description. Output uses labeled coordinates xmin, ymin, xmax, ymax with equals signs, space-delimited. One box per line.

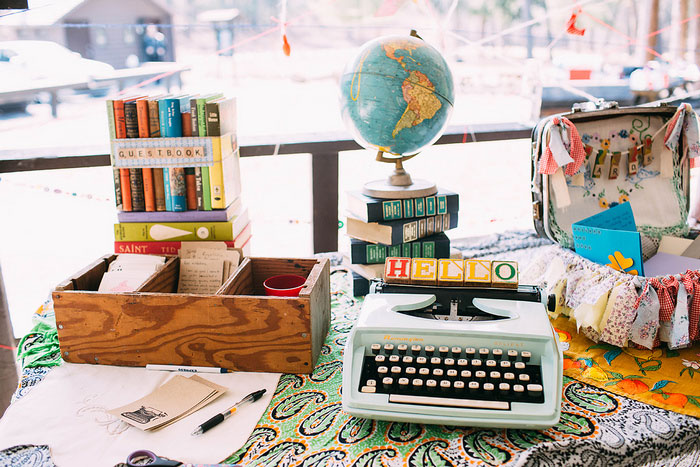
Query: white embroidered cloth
xmin=0 ymin=363 xmax=280 ymax=466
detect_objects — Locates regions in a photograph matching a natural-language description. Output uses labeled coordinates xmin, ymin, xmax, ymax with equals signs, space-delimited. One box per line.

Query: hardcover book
xmin=114 ymin=208 xmax=249 ymax=242
xmin=350 ymin=232 xmax=450 ymax=264
xmin=347 ymin=189 xmax=459 ymax=223
xmin=346 ymin=213 xmax=458 ymax=246
xmin=115 ymin=222 xmax=252 ymax=255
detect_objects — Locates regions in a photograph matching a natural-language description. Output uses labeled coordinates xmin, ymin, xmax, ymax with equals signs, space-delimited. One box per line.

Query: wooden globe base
xmin=362 ymin=178 xmax=437 ymax=199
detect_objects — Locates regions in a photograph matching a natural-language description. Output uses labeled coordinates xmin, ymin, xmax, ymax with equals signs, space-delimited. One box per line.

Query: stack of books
xmin=345 ymin=188 xmax=459 ymax=295
xmin=108 ymin=93 xmax=251 ymax=255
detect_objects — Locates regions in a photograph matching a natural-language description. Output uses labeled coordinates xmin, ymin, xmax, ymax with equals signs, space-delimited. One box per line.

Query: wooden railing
xmin=0 ymin=122 xmax=533 ymax=252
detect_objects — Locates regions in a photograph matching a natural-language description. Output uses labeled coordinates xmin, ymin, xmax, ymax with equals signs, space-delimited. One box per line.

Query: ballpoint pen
xmin=191 ymin=389 xmax=267 ymax=436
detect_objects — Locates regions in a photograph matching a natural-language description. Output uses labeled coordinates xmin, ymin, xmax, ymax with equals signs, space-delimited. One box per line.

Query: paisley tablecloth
xmin=6 ymin=265 xmax=700 ymax=467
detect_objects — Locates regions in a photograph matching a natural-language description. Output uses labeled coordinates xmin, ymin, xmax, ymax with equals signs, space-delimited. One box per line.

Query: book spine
xmin=194 ymin=167 xmax=204 ymax=210
xmin=112 ymin=168 xmax=122 ymax=210
xmin=169 ymin=167 xmax=187 ymax=212
xmin=185 ymin=168 xmax=197 ymax=210
xmin=166 ymin=100 xmax=183 ymax=137
xmin=153 ymin=169 xmax=166 ymax=211
xmin=147 ymin=99 xmax=160 ymax=137
xmin=351 ymin=192 xmax=459 ymax=222
xmin=350 ymin=234 xmax=450 ymax=264
xmin=129 ymin=168 xmax=145 ymax=212
xmin=135 ymin=99 xmax=154 ymax=211
xmin=115 ymin=240 xmax=237 ymax=255
xmin=113 ymin=100 xmax=127 ymax=139
xmin=124 ymin=102 xmax=139 ymax=139
xmin=106 ymin=100 xmax=122 ymax=210
xmin=114 ymin=221 xmax=235 ymax=242
xmin=196 ymin=99 xmax=208 ymax=137
xmin=190 ymin=98 xmax=199 ymax=137
xmin=205 ymin=101 xmax=221 ymax=137
xmin=119 ymin=169 xmax=132 ymax=211
xmin=136 ymin=99 xmax=150 ymax=138
xmin=142 ymin=168 xmax=156 ymax=212
xmin=388 ymin=213 xmax=458 ymax=245
xmin=113 ymin=99 xmax=132 ymax=211
xmin=163 ymin=166 xmax=173 ymax=211
xmin=201 ymin=166 xmax=212 ymax=211
xmin=209 ymin=137 xmax=225 ymax=209
xmin=182 ymin=111 xmax=192 ymax=137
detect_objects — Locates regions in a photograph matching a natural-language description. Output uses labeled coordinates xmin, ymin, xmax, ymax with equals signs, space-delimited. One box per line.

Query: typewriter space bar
xmin=389 ymin=394 xmax=510 ymax=410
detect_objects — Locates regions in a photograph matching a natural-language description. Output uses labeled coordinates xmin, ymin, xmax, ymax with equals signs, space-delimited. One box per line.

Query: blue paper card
xmin=572 ymin=202 xmax=644 ymax=276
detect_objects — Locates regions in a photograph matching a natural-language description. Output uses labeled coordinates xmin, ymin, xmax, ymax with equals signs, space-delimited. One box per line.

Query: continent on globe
xmin=392 ymin=69 xmax=442 ymax=138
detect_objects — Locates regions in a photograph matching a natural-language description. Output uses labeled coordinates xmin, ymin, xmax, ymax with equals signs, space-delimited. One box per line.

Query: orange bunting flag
xmin=566 ymin=10 xmax=585 ymax=36
xmin=282 ymin=34 xmax=291 ymax=56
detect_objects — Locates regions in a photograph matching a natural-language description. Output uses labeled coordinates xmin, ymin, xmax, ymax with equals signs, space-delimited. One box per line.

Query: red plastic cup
xmin=263 ymin=274 xmax=307 ymax=297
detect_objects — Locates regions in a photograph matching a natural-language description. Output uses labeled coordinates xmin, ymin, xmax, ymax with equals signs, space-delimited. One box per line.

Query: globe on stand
xmin=339 ymin=30 xmax=454 ymax=199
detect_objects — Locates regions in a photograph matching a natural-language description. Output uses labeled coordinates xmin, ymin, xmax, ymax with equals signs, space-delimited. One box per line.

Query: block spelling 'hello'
xmin=464 ymin=259 xmax=491 ymax=287
xmin=411 ymin=258 xmax=438 ymax=286
xmin=437 ymin=259 xmax=465 ymax=286
xmin=491 ymin=261 xmax=519 ymax=288
xmin=384 ymin=257 xmax=412 ymax=284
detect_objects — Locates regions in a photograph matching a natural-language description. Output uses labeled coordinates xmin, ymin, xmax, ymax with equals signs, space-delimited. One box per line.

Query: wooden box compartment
xmin=52 ymin=255 xmax=331 ymax=374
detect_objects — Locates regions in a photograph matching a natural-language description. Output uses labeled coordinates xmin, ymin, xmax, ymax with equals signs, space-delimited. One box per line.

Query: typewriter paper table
xmin=9 ymin=269 xmax=700 ymax=466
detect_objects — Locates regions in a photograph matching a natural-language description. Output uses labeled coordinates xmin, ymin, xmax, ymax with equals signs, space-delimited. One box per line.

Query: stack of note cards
xmin=177 ymin=242 xmax=241 ymax=294
xmin=98 ymin=254 xmax=167 ymax=293
xmin=108 ymin=375 xmax=227 ymax=431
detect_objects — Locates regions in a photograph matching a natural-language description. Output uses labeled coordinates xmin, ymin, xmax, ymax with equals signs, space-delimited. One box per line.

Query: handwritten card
xmin=572 ymin=202 xmax=644 ymax=276
xmin=177 ymin=258 xmax=225 ymax=294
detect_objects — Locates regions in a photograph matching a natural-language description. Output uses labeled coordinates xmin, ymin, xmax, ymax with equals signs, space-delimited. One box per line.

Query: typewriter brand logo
xmin=493 ymin=341 xmax=524 ymax=347
xmin=383 ymin=335 xmax=424 ymax=342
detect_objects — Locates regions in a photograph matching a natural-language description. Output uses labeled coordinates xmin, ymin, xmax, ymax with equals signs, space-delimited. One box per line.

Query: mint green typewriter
xmin=342 ymin=282 xmax=562 ymax=429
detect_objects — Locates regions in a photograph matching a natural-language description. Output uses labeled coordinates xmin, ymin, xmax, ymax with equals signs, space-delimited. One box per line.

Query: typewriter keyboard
xmin=358 ymin=343 xmax=544 ymax=410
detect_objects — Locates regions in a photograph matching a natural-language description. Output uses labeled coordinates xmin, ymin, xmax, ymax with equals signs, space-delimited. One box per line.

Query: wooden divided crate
xmin=52 ymin=255 xmax=331 ymax=374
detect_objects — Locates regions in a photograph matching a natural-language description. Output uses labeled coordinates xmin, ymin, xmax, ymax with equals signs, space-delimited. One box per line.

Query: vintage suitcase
xmin=531 ymin=101 xmax=697 ymax=258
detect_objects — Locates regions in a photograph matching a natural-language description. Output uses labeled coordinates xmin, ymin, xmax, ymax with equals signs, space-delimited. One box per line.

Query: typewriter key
xmin=444 ymin=358 xmax=455 ymax=366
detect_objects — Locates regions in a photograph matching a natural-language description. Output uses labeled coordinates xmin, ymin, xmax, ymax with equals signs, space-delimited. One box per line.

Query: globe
xmin=339 ymin=34 xmax=454 ymax=157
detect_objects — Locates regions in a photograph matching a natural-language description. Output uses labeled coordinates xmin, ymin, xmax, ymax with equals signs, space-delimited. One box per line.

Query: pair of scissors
xmin=126 ymin=450 xmax=182 ymax=466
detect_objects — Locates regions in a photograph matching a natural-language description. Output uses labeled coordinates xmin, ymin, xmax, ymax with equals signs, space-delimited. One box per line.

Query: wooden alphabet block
xmin=384 ymin=257 xmax=412 ymax=284
xmin=411 ymin=258 xmax=438 ymax=286
xmin=592 ymin=150 xmax=606 ymax=178
xmin=642 ymin=136 xmax=653 ymax=166
xmin=608 ymin=152 xmax=621 ymax=179
xmin=491 ymin=261 xmax=519 ymax=288
xmin=437 ymin=259 xmax=465 ymax=286
xmin=464 ymin=259 xmax=491 ymax=287
xmin=627 ymin=145 xmax=639 ymax=176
